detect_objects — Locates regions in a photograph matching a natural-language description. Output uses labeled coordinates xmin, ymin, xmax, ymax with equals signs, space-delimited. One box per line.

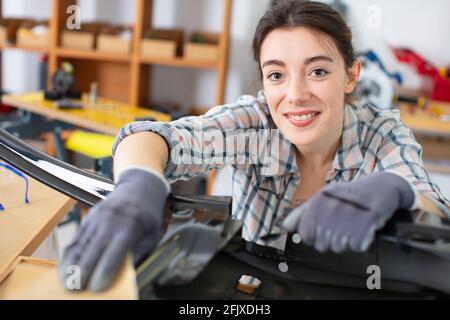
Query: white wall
xmin=1 ymin=0 xmax=269 ymax=109
xmin=343 ymin=0 xmax=450 ymax=67
xmin=1 ymin=0 xmax=51 ymax=93
xmin=3 ymin=0 xmax=450 ymax=101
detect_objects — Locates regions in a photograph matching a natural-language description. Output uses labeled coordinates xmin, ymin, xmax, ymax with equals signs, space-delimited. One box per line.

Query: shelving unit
xmin=56 ymin=47 xmax=131 ymax=63
xmin=0 ymin=44 xmax=48 ymax=53
xmin=139 ymin=56 xmax=217 ymax=69
xmin=1 ymin=0 xmax=232 ymax=108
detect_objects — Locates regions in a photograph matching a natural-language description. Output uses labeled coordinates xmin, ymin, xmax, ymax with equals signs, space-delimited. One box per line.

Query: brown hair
xmin=252 ymin=0 xmax=355 ymax=78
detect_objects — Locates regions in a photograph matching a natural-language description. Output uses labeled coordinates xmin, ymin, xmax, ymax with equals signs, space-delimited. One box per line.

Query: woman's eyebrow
xmin=262 ymin=55 xmax=334 ymax=69
xmin=262 ymin=59 xmax=285 ymax=69
xmin=304 ymin=55 xmax=334 ymax=65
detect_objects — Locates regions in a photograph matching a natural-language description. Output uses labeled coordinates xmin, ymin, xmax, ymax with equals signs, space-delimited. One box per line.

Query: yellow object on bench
xmin=65 ymin=130 xmax=115 ymax=159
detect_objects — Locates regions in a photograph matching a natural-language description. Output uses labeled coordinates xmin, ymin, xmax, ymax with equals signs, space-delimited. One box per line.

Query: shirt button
xmin=278 ymin=262 xmax=289 ymax=273
xmin=292 ymin=233 xmax=302 ymax=244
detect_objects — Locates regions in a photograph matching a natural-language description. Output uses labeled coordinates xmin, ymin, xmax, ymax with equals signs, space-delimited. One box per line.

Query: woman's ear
xmin=345 ymin=59 xmax=362 ymax=94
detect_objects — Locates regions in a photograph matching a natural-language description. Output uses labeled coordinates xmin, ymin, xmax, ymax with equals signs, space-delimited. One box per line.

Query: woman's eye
xmin=310 ymin=68 xmax=328 ymax=78
xmin=267 ymin=72 xmax=283 ymax=81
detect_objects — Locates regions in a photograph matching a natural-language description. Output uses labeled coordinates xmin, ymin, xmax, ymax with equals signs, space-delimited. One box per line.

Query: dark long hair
xmin=253 ymin=0 xmax=355 ymax=79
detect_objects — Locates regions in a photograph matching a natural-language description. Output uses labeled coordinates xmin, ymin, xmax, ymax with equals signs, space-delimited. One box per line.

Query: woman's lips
xmin=284 ymin=111 xmax=321 ymax=128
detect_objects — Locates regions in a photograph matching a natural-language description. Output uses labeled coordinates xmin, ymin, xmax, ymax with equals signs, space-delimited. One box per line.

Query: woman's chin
xmin=278 ymin=126 xmax=318 ymax=146
xmin=284 ymin=134 xmax=318 ymax=148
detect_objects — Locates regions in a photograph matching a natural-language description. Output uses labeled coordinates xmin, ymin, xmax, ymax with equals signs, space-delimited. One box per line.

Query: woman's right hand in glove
xmin=58 ymin=168 xmax=170 ymax=292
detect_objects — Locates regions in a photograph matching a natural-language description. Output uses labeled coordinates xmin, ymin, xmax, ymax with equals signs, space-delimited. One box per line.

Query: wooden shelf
xmin=56 ymin=48 xmax=131 ymax=63
xmin=0 ymin=44 xmax=48 ymax=53
xmin=140 ymin=55 xmax=217 ymax=69
xmin=0 ymin=0 xmax=232 ymax=107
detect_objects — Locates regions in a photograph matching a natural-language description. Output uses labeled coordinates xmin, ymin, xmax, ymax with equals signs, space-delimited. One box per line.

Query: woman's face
xmin=260 ymin=27 xmax=360 ymax=149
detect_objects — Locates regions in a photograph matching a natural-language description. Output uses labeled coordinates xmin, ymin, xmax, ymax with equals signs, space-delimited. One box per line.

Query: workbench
xmin=0 ymin=166 xmax=138 ymax=299
xmin=2 ymin=92 xmax=171 ymax=136
xmin=399 ymin=101 xmax=450 ymax=137
xmin=2 ymin=92 xmax=447 ymax=139
xmin=0 ymin=167 xmax=75 ymax=277
xmin=398 ymin=101 xmax=450 ymax=174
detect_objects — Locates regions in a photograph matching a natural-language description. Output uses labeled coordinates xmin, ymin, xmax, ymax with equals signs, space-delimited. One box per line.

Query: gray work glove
xmin=295 ymin=172 xmax=416 ymax=254
xmin=58 ymin=168 xmax=169 ymax=292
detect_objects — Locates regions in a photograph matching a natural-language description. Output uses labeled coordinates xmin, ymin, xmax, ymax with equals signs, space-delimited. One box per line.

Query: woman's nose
xmin=286 ymin=77 xmax=311 ymax=105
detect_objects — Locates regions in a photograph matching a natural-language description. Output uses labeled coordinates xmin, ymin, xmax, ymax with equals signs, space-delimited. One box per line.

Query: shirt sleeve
xmin=112 ymin=94 xmax=272 ymax=183
xmin=375 ymin=120 xmax=450 ymax=218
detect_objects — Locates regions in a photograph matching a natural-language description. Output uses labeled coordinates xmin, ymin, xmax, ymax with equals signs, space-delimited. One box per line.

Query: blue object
xmin=0 ymin=162 xmax=30 ymax=211
xmin=362 ymin=50 xmax=403 ymax=84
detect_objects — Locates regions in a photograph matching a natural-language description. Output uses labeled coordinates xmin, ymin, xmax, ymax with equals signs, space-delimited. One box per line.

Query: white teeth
xmin=287 ymin=112 xmax=317 ymax=121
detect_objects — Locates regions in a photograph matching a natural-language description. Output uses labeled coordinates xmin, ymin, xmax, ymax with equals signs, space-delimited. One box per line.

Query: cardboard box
xmin=96 ymin=25 xmax=132 ymax=54
xmin=97 ymin=34 xmax=131 ymax=54
xmin=61 ymin=23 xmax=105 ymax=50
xmin=61 ymin=31 xmax=95 ymax=50
xmin=185 ymin=43 xmax=219 ymax=62
xmin=16 ymin=21 xmax=49 ymax=49
xmin=141 ymin=29 xmax=183 ymax=59
xmin=142 ymin=39 xmax=176 ymax=58
xmin=184 ymin=32 xmax=220 ymax=63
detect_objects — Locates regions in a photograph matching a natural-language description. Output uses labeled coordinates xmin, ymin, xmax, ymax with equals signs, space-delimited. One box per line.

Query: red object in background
xmin=432 ymin=77 xmax=450 ymax=102
xmin=0 ymin=102 xmax=12 ymax=113
xmin=392 ymin=48 xmax=439 ymax=77
xmin=0 ymin=93 xmax=13 ymax=113
xmin=392 ymin=48 xmax=450 ymax=102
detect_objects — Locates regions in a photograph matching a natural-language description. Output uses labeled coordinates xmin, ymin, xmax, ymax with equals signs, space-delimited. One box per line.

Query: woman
xmin=59 ymin=0 xmax=450 ymax=291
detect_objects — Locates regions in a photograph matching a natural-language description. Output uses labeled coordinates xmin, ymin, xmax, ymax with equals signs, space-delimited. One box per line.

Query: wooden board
xmin=399 ymin=102 xmax=450 ymax=137
xmin=0 ymin=170 xmax=75 ymax=277
xmin=0 ymin=256 xmax=137 ymax=300
xmin=2 ymin=92 xmax=171 ymax=136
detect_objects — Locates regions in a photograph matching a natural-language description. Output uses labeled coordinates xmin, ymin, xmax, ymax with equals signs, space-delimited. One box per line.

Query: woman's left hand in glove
xmin=293 ymin=172 xmax=417 ymax=254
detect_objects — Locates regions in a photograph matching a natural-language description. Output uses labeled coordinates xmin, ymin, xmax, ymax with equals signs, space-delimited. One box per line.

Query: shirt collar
xmin=331 ymin=104 xmax=364 ymax=171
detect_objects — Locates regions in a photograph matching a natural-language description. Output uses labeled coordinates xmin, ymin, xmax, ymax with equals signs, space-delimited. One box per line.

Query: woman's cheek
xmin=312 ymin=79 xmax=337 ymax=102
xmin=265 ymin=89 xmax=284 ymax=115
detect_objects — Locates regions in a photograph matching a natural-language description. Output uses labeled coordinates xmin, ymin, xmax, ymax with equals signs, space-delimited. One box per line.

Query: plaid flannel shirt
xmin=113 ymin=92 xmax=450 ymax=249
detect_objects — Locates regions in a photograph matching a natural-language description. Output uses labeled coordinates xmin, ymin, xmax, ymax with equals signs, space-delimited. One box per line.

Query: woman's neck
xmin=295 ymin=133 xmax=341 ymax=171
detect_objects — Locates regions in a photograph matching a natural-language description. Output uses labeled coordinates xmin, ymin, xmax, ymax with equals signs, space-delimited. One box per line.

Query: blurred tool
xmin=39 ymin=55 xmax=48 ymax=91
xmin=89 ymin=82 xmax=98 ymax=104
xmin=53 ymin=99 xmax=83 ymax=110
xmin=44 ymin=62 xmax=81 ymax=101
xmin=356 ymin=50 xmax=402 ymax=109
xmin=394 ymin=94 xmax=450 ymax=122
xmin=0 ymin=161 xmax=30 ymax=211
xmin=392 ymin=48 xmax=450 ymax=103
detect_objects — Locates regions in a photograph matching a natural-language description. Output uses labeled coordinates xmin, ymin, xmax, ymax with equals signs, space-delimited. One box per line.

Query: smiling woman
xmin=253 ymin=2 xmax=362 ymax=201
xmin=57 ymin=0 xmax=450 ymax=292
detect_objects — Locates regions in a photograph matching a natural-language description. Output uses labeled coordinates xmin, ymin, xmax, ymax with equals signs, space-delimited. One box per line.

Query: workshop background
xmin=1 ymin=0 xmax=449 ymax=260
